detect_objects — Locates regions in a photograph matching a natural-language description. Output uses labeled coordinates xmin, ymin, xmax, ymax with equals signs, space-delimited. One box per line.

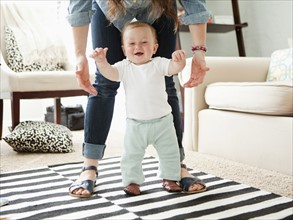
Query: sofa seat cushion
xmin=205 ymin=81 xmax=293 ymax=116
xmin=5 ymin=70 xmax=84 ymax=92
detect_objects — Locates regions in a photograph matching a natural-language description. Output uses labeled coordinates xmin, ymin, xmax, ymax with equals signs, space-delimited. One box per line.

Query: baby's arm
xmin=90 ymin=48 xmax=119 ymax=81
xmin=168 ymin=50 xmax=186 ymax=75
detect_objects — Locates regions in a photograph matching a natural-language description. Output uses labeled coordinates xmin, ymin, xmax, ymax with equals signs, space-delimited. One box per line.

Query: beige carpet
xmin=1 ymin=126 xmax=292 ymax=199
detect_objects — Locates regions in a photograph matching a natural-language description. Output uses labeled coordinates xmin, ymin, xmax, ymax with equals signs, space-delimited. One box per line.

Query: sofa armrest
xmin=181 ymin=56 xmax=271 ymax=151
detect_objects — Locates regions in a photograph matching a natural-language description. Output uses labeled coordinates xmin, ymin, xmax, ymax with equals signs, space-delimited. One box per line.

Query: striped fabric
xmin=0 ymin=157 xmax=292 ymax=220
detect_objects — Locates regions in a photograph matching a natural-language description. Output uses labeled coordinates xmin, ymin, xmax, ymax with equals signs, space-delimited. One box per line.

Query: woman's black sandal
xmin=69 ymin=166 xmax=98 ymax=198
xmin=180 ymin=164 xmax=207 ymax=194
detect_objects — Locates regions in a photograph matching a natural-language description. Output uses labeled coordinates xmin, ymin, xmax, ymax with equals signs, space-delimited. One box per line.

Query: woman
xmin=67 ymin=0 xmax=210 ymax=198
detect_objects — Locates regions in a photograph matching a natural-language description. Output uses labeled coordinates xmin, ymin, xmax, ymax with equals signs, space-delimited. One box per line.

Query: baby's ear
xmin=153 ymin=43 xmax=159 ymax=54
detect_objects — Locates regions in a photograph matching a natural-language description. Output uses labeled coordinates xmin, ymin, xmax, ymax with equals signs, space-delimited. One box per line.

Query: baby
xmin=90 ymin=21 xmax=186 ymax=196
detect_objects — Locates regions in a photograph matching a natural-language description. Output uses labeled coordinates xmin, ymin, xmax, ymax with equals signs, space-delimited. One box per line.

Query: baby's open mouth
xmin=135 ymin=52 xmax=143 ymax=56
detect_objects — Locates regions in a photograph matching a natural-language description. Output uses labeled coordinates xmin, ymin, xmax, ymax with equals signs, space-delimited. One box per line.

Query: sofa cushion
xmin=4 ymin=26 xmax=64 ymax=72
xmin=205 ymin=81 xmax=293 ymax=116
xmin=266 ymin=48 xmax=292 ymax=82
xmin=3 ymin=121 xmax=74 ymax=153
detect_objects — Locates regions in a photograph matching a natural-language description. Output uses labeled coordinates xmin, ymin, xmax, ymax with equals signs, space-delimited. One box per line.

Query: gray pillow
xmin=3 ymin=121 xmax=74 ymax=153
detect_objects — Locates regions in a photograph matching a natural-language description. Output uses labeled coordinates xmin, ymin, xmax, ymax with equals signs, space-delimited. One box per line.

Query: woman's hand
xmin=75 ymin=55 xmax=98 ymax=96
xmin=183 ymin=51 xmax=209 ymax=88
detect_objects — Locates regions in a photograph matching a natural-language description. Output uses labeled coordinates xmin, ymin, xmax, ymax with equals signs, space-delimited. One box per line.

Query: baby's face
xmin=122 ymin=26 xmax=158 ymax=65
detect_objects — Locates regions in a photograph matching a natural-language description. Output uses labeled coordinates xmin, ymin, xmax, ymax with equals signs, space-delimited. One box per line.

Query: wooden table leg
xmin=54 ymin=98 xmax=61 ymax=124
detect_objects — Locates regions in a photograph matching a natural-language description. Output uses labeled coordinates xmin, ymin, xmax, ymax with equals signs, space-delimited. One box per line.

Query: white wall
xmin=180 ymin=0 xmax=293 ymax=57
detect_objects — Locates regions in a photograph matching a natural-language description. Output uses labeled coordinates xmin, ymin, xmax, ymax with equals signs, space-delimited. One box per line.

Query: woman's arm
xmin=183 ymin=23 xmax=210 ymax=88
xmin=67 ymin=0 xmax=97 ymax=95
xmin=71 ymin=25 xmax=98 ymax=95
xmin=179 ymin=0 xmax=211 ymax=87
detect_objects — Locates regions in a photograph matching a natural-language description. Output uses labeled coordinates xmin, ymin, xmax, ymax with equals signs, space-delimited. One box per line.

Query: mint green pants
xmin=121 ymin=114 xmax=181 ymax=187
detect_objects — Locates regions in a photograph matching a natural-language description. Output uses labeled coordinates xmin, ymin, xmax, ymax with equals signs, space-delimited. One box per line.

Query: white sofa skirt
xmin=198 ymin=109 xmax=293 ymax=175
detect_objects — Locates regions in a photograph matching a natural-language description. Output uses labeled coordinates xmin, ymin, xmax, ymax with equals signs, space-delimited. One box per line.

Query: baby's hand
xmin=90 ymin=47 xmax=108 ymax=63
xmin=172 ymin=50 xmax=186 ymax=62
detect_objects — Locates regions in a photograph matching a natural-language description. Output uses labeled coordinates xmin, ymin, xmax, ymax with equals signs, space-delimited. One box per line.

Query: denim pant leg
xmin=83 ymin=2 xmax=125 ymax=160
xmin=152 ymin=1 xmax=185 ymax=161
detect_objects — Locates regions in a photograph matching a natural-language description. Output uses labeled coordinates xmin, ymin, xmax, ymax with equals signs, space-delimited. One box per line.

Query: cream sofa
xmin=181 ymin=56 xmax=293 ymax=176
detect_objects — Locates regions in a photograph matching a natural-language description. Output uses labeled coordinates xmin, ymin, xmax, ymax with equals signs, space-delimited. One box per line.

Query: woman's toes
xmin=81 ymin=189 xmax=91 ymax=196
xmin=189 ymin=183 xmax=204 ymax=192
xmin=73 ymin=188 xmax=86 ymax=195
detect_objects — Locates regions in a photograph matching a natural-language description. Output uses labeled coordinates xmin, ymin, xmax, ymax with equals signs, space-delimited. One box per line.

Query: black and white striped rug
xmin=1 ymin=157 xmax=292 ymax=220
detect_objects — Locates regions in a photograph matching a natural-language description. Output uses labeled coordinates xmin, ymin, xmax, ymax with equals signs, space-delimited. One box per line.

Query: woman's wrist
xmin=191 ymin=45 xmax=208 ymax=54
xmin=75 ymin=53 xmax=87 ymax=60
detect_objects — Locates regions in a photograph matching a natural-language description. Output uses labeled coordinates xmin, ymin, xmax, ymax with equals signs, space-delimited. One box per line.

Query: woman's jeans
xmin=83 ymin=1 xmax=185 ymax=161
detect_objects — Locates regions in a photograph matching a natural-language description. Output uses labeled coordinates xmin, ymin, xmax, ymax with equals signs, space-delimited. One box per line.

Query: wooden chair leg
xmin=54 ymin=98 xmax=61 ymax=124
xmin=0 ymin=99 xmax=3 ymax=139
xmin=11 ymin=93 xmax=20 ymax=130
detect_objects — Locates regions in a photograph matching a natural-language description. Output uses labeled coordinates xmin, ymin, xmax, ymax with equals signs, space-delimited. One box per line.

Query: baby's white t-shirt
xmin=113 ymin=57 xmax=172 ymax=120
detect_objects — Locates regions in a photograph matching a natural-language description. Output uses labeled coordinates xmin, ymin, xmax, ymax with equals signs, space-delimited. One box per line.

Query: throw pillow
xmin=4 ymin=26 xmax=64 ymax=72
xmin=3 ymin=121 xmax=74 ymax=153
xmin=266 ymin=48 xmax=292 ymax=82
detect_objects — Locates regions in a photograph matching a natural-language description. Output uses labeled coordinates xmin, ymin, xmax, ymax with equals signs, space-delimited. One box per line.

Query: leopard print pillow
xmin=3 ymin=121 xmax=74 ymax=153
xmin=4 ymin=26 xmax=63 ymax=72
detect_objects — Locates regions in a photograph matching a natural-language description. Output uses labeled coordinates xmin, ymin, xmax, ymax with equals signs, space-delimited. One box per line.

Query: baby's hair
xmin=121 ymin=21 xmax=158 ymax=45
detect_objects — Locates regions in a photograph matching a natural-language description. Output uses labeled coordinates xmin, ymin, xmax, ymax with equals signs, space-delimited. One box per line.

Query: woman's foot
xmin=69 ymin=159 xmax=98 ymax=198
xmin=180 ymin=163 xmax=207 ymax=193
xmin=69 ymin=169 xmax=97 ymax=197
